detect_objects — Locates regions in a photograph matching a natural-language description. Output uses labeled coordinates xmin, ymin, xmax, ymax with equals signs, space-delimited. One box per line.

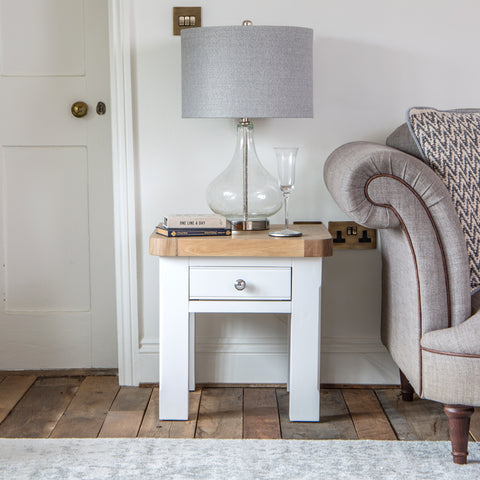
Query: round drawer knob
xmin=234 ymin=279 xmax=246 ymax=291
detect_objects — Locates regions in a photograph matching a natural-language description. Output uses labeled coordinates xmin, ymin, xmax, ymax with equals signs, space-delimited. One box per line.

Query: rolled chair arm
xmin=324 ymin=141 xmax=471 ymax=392
xmin=325 ymin=142 xmax=459 ymax=230
xmin=324 ymin=141 xmax=470 ymax=326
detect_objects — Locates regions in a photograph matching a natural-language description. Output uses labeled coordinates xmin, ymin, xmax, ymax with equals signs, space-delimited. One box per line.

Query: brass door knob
xmin=71 ymin=101 xmax=88 ymax=118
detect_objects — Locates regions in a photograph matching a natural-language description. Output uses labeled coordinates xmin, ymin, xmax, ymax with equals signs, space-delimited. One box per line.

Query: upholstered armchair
xmin=324 ymin=108 xmax=480 ymax=464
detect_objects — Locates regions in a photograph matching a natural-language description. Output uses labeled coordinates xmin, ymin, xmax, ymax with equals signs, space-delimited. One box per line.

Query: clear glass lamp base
xmin=269 ymin=228 xmax=302 ymax=237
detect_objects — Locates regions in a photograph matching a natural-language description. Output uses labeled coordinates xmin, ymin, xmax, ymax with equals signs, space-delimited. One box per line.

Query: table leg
xmin=158 ymin=257 xmax=189 ymax=420
xmin=289 ymin=257 xmax=322 ymax=421
xmin=287 ymin=313 xmax=291 ymax=393
xmin=189 ymin=312 xmax=196 ymax=391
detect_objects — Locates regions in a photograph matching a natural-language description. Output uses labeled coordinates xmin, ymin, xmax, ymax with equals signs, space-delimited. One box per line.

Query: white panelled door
xmin=0 ymin=0 xmax=116 ymax=368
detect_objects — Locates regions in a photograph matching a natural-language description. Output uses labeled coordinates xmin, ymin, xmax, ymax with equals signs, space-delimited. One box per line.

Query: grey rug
xmin=1 ymin=438 xmax=479 ymax=480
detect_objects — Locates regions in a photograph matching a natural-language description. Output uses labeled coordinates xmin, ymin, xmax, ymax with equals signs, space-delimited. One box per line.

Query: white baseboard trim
xmin=136 ymin=335 xmax=399 ymax=385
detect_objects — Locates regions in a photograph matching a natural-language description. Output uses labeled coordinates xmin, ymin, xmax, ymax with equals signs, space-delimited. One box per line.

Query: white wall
xmin=131 ymin=0 xmax=480 ymax=384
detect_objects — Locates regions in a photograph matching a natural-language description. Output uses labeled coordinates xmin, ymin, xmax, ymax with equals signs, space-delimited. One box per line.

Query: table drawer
xmin=189 ymin=267 xmax=291 ymax=300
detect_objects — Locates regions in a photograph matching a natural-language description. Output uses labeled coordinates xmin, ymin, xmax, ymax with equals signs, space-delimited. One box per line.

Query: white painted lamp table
xmin=149 ymin=224 xmax=333 ymax=422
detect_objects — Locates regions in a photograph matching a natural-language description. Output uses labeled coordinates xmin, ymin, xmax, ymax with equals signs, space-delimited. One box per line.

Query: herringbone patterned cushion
xmin=408 ymin=107 xmax=480 ymax=290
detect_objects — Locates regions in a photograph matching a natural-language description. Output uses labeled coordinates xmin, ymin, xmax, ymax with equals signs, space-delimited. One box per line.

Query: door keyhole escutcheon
xmin=96 ymin=101 xmax=106 ymax=115
xmin=71 ymin=101 xmax=88 ymax=118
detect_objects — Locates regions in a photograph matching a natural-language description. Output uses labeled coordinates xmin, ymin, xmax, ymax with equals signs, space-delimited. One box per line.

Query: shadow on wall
xmin=322 ymin=249 xmax=382 ymax=342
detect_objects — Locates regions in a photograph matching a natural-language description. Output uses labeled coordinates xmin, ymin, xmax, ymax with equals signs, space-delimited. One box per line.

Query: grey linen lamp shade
xmin=181 ymin=25 xmax=313 ymax=119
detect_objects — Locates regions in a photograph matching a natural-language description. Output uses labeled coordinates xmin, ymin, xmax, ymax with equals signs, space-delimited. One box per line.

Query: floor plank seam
xmin=0 ymin=375 xmax=38 ymax=429
xmin=242 ymin=388 xmax=245 ymax=440
xmin=133 ymin=387 xmax=153 ymax=439
xmin=193 ymin=387 xmax=203 ymax=439
xmin=48 ymin=377 xmax=86 ymax=439
xmin=373 ymin=389 xmax=399 ymax=441
xmin=274 ymin=388 xmax=283 ymax=440
xmin=339 ymin=389 xmax=360 ymax=440
xmin=241 ymin=388 xmax=245 ymax=439
xmin=96 ymin=385 xmax=122 ymax=439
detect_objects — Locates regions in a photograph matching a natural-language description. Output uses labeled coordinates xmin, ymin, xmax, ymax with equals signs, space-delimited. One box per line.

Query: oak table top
xmin=149 ymin=223 xmax=333 ymax=258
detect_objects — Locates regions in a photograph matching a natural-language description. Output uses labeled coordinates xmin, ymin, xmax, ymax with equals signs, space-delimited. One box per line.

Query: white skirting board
xmin=136 ymin=335 xmax=399 ymax=385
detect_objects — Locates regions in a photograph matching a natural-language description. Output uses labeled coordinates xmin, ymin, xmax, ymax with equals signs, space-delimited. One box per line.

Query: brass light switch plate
xmin=173 ymin=7 xmax=201 ymax=36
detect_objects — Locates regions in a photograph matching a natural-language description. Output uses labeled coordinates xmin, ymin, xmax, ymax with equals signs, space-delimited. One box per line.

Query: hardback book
xmin=163 ymin=214 xmax=228 ymax=229
xmin=155 ymin=223 xmax=232 ymax=237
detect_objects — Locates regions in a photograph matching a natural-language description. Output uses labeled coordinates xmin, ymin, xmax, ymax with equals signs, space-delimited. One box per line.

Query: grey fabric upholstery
xmin=386 ymin=123 xmax=424 ymax=159
xmin=421 ymin=312 xmax=480 ymax=355
xmin=421 ymin=351 xmax=480 ymax=405
xmin=421 ymin=313 xmax=480 ymax=405
xmin=472 ymin=289 xmax=480 ymax=314
xmin=421 ymin=312 xmax=480 ymax=404
xmin=324 ymin=141 xmax=477 ymax=405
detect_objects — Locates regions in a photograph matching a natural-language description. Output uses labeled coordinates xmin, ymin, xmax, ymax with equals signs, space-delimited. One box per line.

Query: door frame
xmin=108 ymin=0 xmax=139 ymax=385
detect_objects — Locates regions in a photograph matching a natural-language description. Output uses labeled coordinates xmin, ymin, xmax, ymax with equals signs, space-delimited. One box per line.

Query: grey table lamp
xmin=181 ymin=21 xmax=313 ymax=231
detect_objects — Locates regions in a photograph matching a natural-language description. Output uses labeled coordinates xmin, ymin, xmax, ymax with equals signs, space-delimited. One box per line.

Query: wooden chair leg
xmin=399 ymin=370 xmax=414 ymax=401
xmin=443 ymin=404 xmax=474 ymax=464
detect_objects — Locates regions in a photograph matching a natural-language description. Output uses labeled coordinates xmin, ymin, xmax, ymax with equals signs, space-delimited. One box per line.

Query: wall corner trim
xmin=108 ymin=0 xmax=139 ymax=386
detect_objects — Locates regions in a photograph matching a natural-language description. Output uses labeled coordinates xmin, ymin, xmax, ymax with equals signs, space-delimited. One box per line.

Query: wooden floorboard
xmin=0 ymin=374 xmax=474 ymax=442
xmin=342 ymin=388 xmax=396 ymax=440
xmin=375 ymin=388 xmax=450 ymax=440
xmin=50 ymin=376 xmax=120 ymax=438
xmin=0 ymin=376 xmax=82 ymax=438
xmin=277 ymin=388 xmax=357 ymax=440
xmin=98 ymin=386 xmax=152 ymax=438
xmin=195 ymin=388 xmax=243 ymax=439
xmin=138 ymin=387 xmax=201 ymax=438
xmin=243 ymin=388 xmax=281 ymax=439
xmin=0 ymin=375 xmax=37 ymax=424
xmin=374 ymin=388 xmax=419 ymax=440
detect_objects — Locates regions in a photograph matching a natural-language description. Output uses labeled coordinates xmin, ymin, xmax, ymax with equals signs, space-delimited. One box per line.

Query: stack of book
xmin=155 ymin=214 xmax=232 ymax=237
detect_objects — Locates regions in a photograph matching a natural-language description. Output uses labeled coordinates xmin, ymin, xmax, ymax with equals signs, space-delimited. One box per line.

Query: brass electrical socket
xmin=328 ymin=221 xmax=377 ymax=250
xmin=173 ymin=7 xmax=201 ymax=36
